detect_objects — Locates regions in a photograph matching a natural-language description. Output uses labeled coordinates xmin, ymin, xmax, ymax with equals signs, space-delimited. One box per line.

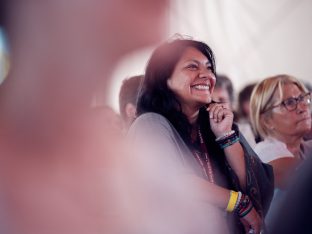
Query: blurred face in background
xmin=242 ymin=100 xmax=251 ymax=118
xmin=212 ymin=87 xmax=232 ymax=110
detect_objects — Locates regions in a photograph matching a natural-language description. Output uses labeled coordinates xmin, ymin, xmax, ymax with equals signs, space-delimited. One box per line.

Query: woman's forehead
xmin=178 ymin=47 xmax=210 ymax=63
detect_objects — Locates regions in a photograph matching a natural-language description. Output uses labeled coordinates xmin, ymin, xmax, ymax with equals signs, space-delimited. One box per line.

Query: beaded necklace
xmin=192 ymin=127 xmax=215 ymax=183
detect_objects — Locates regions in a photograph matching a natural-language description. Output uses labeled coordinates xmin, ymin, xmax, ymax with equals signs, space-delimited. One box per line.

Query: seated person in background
xmin=236 ymin=83 xmax=257 ymax=147
xmin=128 ymin=38 xmax=274 ymax=234
xmin=249 ymin=74 xmax=312 ymax=229
xmin=118 ymin=75 xmax=143 ymax=129
xmin=212 ymin=74 xmax=234 ymax=110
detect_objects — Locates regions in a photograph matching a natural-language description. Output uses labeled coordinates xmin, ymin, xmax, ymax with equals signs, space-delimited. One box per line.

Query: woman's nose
xmin=199 ymin=67 xmax=214 ymax=78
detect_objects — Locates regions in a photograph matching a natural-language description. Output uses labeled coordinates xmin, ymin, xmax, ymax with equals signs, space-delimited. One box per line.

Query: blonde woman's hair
xmin=250 ymin=74 xmax=308 ymax=140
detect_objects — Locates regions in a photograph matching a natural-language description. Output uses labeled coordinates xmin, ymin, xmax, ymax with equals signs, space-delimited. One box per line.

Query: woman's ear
xmin=125 ymin=103 xmax=137 ymax=120
xmin=262 ymin=114 xmax=275 ymax=131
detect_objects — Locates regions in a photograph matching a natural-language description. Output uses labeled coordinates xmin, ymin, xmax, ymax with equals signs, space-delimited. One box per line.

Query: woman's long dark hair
xmin=137 ymin=39 xmax=216 ymax=147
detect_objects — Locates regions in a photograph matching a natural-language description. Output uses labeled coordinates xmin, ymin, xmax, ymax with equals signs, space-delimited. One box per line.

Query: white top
xmin=237 ymin=120 xmax=256 ymax=148
xmin=254 ymin=137 xmax=293 ymax=163
xmin=254 ymin=137 xmax=312 ymax=163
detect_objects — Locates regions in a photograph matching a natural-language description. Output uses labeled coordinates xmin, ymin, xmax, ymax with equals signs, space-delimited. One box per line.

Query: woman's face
xmin=167 ymin=47 xmax=216 ymax=112
xmin=265 ymin=83 xmax=311 ymax=138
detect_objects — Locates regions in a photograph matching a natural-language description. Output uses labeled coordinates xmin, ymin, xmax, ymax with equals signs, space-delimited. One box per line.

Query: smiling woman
xmin=166 ymin=47 xmax=216 ymax=112
xmin=128 ymin=38 xmax=274 ymax=233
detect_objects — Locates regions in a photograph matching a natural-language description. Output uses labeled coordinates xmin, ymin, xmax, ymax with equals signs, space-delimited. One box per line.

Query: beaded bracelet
xmin=235 ymin=194 xmax=253 ymax=218
xmin=239 ymin=203 xmax=253 ymax=218
xmin=219 ymin=137 xmax=239 ymax=149
xmin=215 ymin=130 xmax=235 ymax=141
xmin=216 ymin=130 xmax=240 ymax=149
xmin=234 ymin=191 xmax=242 ymax=211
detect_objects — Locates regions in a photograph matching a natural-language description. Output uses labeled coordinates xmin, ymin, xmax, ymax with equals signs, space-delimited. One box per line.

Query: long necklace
xmin=192 ymin=127 xmax=215 ymax=183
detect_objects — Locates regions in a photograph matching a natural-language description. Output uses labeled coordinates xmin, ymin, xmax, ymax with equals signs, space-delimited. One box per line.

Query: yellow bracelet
xmin=226 ymin=190 xmax=239 ymax=212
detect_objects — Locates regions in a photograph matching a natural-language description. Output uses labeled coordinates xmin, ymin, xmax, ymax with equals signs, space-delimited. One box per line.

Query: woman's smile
xmin=191 ymin=84 xmax=211 ymax=91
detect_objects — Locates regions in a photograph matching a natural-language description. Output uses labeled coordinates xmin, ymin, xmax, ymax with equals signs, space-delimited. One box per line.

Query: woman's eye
xmin=186 ymin=64 xmax=198 ymax=70
xmin=206 ymin=65 xmax=212 ymax=70
xmin=285 ymin=99 xmax=296 ymax=107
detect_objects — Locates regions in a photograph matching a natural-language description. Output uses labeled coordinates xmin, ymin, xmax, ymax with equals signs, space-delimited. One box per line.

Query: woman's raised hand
xmin=206 ymin=103 xmax=234 ymax=138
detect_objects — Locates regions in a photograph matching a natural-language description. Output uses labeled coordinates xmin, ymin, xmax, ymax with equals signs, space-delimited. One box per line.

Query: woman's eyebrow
xmin=185 ymin=59 xmax=199 ymax=64
xmin=186 ymin=59 xmax=210 ymax=65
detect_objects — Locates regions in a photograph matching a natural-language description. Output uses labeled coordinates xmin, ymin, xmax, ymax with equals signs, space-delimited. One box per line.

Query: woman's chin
xmin=200 ymin=97 xmax=212 ymax=105
xmin=196 ymin=100 xmax=211 ymax=109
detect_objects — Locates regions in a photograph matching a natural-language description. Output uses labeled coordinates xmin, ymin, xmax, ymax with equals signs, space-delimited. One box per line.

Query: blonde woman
xmin=250 ymin=74 xmax=312 ymax=229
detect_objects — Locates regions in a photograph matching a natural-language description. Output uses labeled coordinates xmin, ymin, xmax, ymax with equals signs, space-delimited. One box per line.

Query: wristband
xmin=215 ymin=130 xmax=235 ymax=141
xmin=226 ymin=190 xmax=239 ymax=212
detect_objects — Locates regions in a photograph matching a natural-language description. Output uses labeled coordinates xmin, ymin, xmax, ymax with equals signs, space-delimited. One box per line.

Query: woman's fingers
xmin=211 ymin=105 xmax=223 ymax=122
xmin=207 ymin=104 xmax=229 ymax=123
xmin=206 ymin=103 xmax=234 ymax=136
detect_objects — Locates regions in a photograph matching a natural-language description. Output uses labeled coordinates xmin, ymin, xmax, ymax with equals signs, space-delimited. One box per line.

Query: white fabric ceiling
xmin=109 ymin=0 xmax=312 ymax=111
xmin=1 ymin=1 xmax=311 ymax=110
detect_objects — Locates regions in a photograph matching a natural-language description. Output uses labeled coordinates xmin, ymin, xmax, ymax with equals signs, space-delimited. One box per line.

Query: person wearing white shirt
xmin=250 ymin=74 xmax=312 ymax=230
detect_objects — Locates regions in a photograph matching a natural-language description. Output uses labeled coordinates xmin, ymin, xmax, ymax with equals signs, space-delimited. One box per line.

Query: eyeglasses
xmin=263 ymin=92 xmax=311 ymax=113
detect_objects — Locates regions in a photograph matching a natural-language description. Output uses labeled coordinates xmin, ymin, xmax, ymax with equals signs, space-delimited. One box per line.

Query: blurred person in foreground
xmin=118 ymin=75 xmax=143 ymax=130
xmin=94 ymin=105 xmax=124 ymax=134
xmin=0 ymin=0 xmax=169 ymax=233
xmin=250 ymin=74 xmax=312 ymax=230
xmin=128 ymin=38 xmax=274 ymax=234
xmin=268 ymin=155 xmax=312 ymax=234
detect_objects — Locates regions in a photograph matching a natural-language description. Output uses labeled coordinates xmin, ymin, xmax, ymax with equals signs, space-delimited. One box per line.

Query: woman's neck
xmin=273 ymin=133 xmax=303 ymax=157
xmin=286 ymin=140 xmax=304 ymax=158
xmin=182 ymin=105 xmax=200 ymax=125
xmin=182 ymin=106 xmax=200 ymax=145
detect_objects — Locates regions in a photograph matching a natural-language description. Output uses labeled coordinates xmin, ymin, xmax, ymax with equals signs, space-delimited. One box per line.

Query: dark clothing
xmin=269 ymin=156 xmax=312 ymax=234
